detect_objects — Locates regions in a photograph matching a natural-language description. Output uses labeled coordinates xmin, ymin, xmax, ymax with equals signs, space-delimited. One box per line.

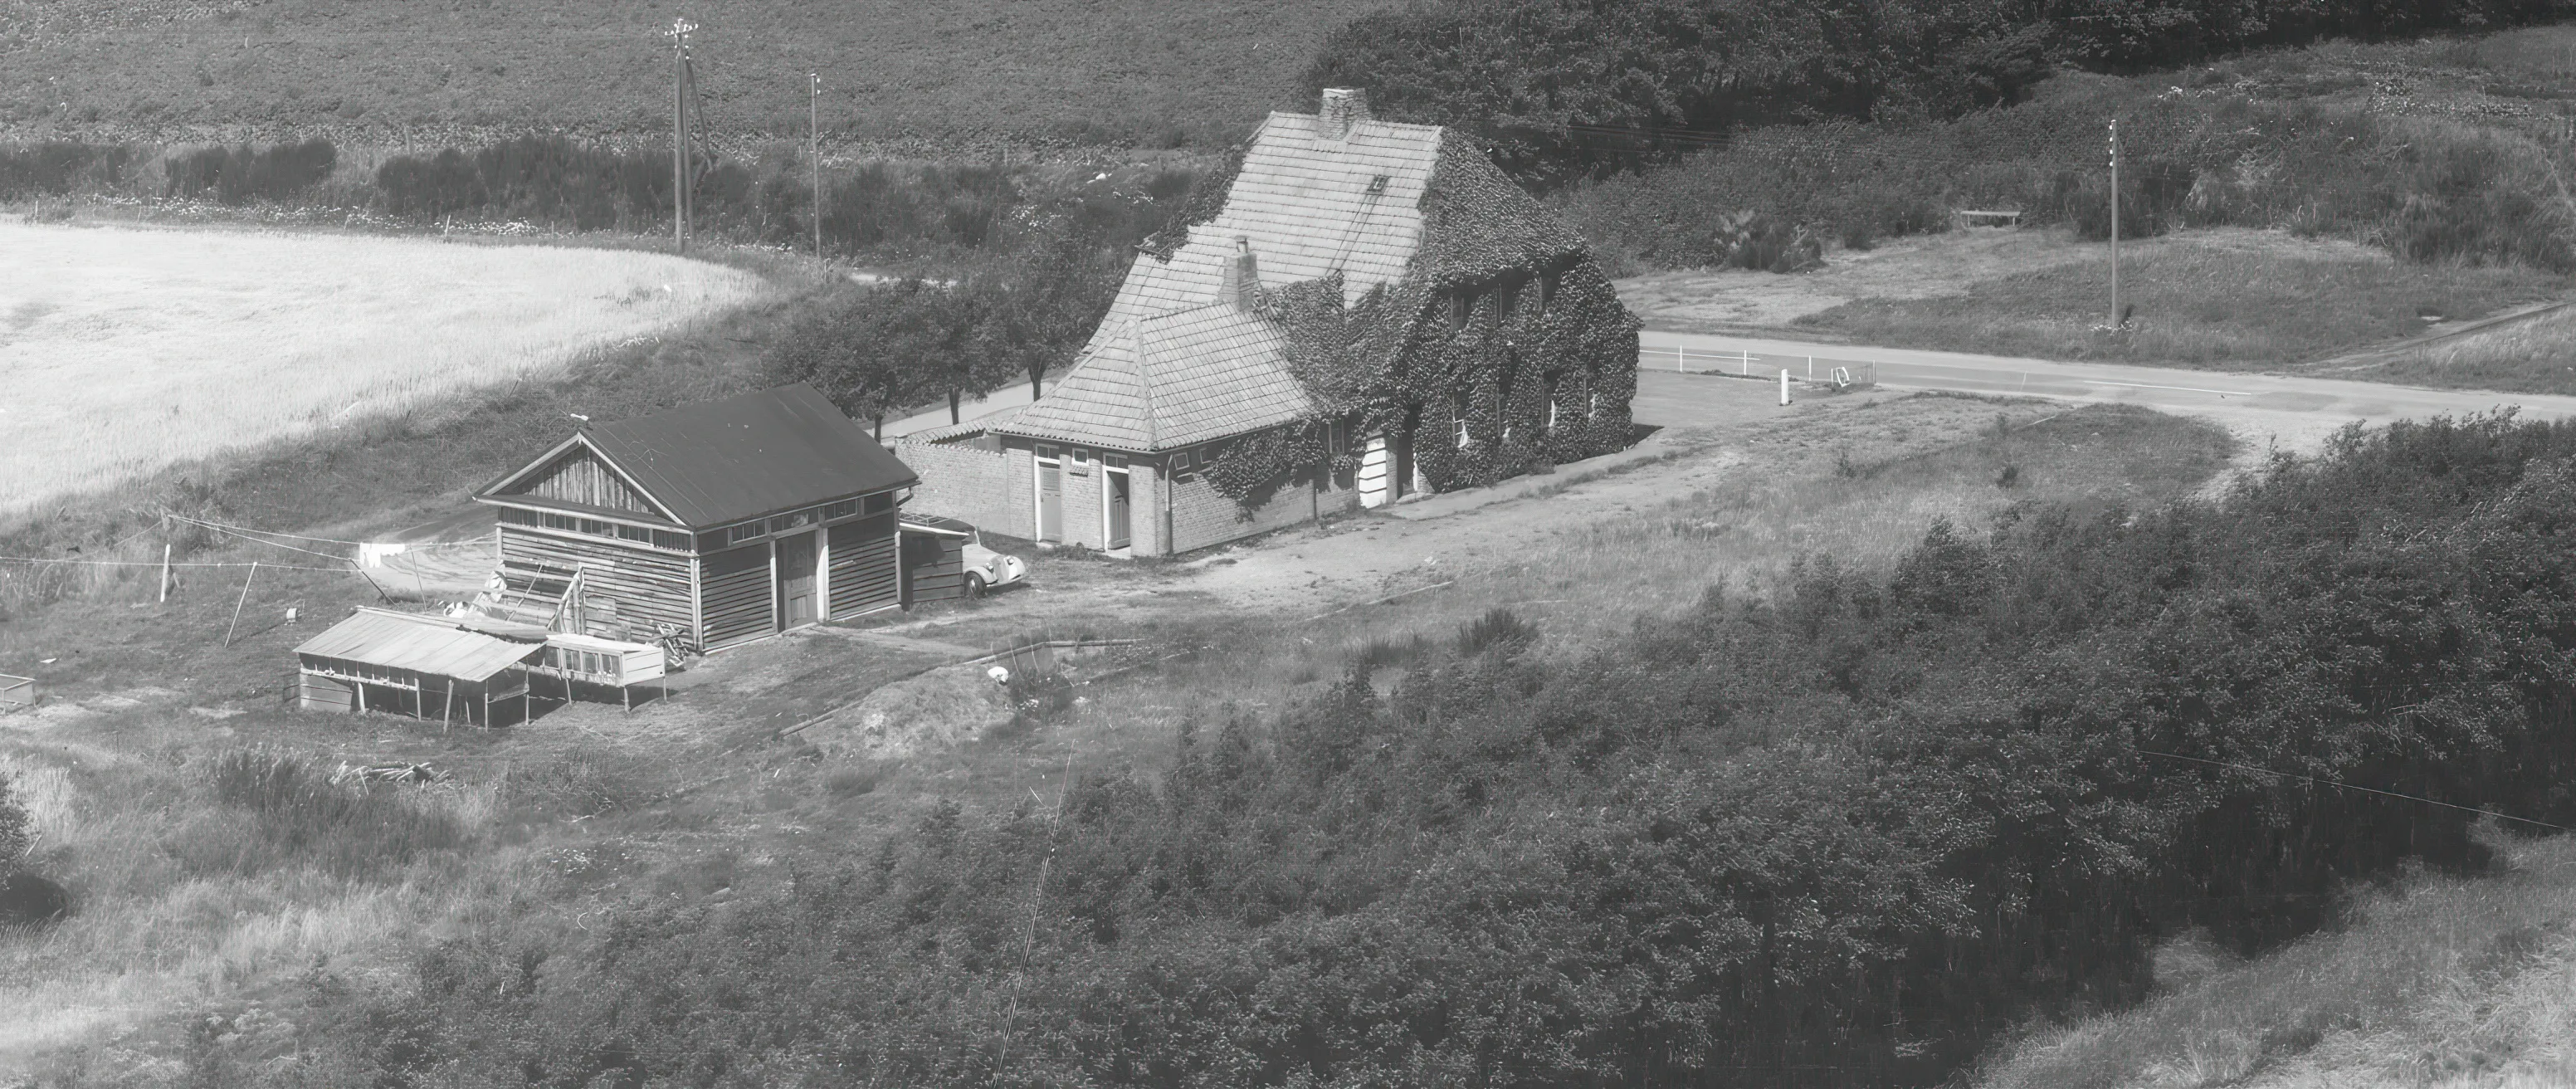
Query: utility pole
xmin=811 ymin=71 xmax=823 ymax=260
xmin=2107 ymin=118 xmax=2120 ymax=330
xmin=665 ymin=17 xmax=697 ymax=251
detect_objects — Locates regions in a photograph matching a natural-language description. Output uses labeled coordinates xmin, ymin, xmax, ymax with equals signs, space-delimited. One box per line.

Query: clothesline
xmin=171 ymin=515 xmax=352 ymax=559
xmin=0 ymin=555 xmax=352 ymax=572
xmin=163 ymin=512 xmax=367 ymax=546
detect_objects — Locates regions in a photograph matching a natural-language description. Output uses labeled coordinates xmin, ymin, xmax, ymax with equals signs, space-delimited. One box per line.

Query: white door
xmin=1358 ymin=434 xmax=1391 ymax=508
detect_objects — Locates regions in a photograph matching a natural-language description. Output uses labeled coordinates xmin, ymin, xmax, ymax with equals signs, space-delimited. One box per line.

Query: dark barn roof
xmin=485 ymin=384 xmax=918 ymax=530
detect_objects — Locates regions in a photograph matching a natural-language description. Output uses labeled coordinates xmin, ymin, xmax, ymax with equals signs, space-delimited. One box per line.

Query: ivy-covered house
xmin=900 ymin=87 xmax=1639 ymax=556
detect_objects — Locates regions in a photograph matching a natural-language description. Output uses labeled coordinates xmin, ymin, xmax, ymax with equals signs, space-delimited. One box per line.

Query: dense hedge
xmin=1305 ymin=0 xmax=2576 ymax=180
xmin=164 ymin=139 xmax=336 ymax=204
xmin=198 ymin=410 xmax=2576 ymax=1088
xmin=0 ymin=134 xmax=1199 ymax=262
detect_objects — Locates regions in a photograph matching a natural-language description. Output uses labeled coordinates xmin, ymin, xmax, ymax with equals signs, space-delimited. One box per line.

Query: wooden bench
xmin=1954 ymin=209 xmax=2023 ymax=228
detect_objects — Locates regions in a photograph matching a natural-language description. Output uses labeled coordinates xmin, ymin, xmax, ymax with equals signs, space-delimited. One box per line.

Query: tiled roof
xmin=997 ymin=302 xmax=1311 ymax=452
xmin=1012 ymin=107 xmax=1445 ymax=452
xmin=902 ymin=407 xmax=1022 ymax=445
xmin=1086 ymin=111 xmax=1443 ymax=351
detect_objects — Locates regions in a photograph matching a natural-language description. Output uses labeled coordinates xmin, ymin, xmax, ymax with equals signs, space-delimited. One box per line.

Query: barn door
xmin=776 ymin=531 xmax=818 ymax=630
xmin=1037 ymin=457 xmax=1064 ymax=542
xmin=1105 ymin=469 xmax=1131 ymax=550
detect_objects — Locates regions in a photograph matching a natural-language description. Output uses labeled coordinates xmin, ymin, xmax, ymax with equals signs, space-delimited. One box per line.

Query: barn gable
xmin=494 ymin=442 xmax=674 ymax=521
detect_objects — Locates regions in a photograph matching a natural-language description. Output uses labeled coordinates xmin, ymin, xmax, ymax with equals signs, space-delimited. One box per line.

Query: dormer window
xmin=1537 ymin=271 xmax=1559 ymax=314
xmin=1366 ymin=174 xmax=1389 ymax=196
xmin=1451 ymin=392 xmax=1471 ymax=448
xmin=1447 ymin=291 xmax=1472 ymax=333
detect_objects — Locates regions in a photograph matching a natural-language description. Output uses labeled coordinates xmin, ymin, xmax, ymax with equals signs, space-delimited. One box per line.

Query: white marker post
xmin=1779 ymin=369 xmax=1792 ymax=406
xmin=1676 ymin=344 xmax=1685 ymax=373
xmin=1740 ymin=349 xmax=1750 ymax=375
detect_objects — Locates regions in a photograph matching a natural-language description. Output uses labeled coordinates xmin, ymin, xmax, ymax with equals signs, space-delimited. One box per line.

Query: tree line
xmin=183 ymin=408 xmax=2576 ymax=1087
xmin=761 ymin=238 xmax=1123 ymax=434
xmin=1303 ymin=0 xmax=2576 ymax=181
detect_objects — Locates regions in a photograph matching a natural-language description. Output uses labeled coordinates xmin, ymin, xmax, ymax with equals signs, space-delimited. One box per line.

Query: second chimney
xmin=1222 ymin=236 xmax=1260 ymax=310
xmin=1320 ymin=87 xmax=1369 ymax=139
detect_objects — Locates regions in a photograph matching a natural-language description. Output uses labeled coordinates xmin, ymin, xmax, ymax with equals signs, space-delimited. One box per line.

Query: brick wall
xmin=1167 ymin=468 xmax=1359 ymax=554
xmin=896 ymin=437 xmax=1022 ymax=536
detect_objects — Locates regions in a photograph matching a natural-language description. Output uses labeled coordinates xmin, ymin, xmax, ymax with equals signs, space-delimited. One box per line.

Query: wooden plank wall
xmin=901 ymin=532 xmax=967 ymax=605
xmin=827 ymin=513 xmax=899 ymax=618
xmin=500 ymin=529 xmax=695 ymax=645
xmin=295 ymin=671 xmax=355 ymax=711
xmin=514 ymin=449 xmax=659 ymax=515
xmin=702 ymin=543 xmax=773 ymax=648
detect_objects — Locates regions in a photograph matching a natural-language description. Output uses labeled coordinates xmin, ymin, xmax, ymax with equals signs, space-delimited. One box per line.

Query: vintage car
xmin=900 ymin=514 xmax=1029 ymax=598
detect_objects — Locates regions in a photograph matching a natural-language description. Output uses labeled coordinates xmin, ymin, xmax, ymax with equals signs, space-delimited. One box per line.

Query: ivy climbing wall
xmin=1203 ymin=129 xmax=1642 ymax=507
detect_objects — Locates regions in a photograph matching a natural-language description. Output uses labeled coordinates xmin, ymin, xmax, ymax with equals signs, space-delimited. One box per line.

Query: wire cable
xmin=2134 ymin=749 xmax=2569 ymax=832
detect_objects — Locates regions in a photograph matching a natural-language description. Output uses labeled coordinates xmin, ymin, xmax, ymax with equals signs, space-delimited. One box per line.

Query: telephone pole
xmin=665 ymin=17 xmax=697 ymax=251
xmin=2108 ymin=118 xmax=2121 ymax=330
xmin=811 ymin=72 xmax=823 ymax=261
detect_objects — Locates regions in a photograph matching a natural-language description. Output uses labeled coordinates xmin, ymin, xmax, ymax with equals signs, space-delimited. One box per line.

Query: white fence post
xmin=1676 ymin=344 xmax=1685 ymax=373
xmin=1779 ymin=369 xmax=1791 ymax=406
xmin=1741 ymin=349 xmax=1750 ymax=375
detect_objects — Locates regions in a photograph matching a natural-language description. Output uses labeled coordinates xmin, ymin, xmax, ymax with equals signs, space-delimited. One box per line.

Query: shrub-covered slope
xmin=158 ymin=411 xmax=2576 ymax=1087
xmin=1563 ymin=27 xmax=2576 ymax=274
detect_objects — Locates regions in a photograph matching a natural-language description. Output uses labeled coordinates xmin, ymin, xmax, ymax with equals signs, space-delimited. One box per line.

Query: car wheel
xmin=964 ymin=572 xmax=988 ymax=598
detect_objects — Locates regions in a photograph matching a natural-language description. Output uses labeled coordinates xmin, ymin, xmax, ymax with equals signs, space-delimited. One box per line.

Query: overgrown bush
xmin=173 ymin=751 xmax=475 ymax=880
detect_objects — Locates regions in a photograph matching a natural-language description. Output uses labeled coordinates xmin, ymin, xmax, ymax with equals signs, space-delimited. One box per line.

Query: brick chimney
xmin=1320 ymin=87 xmax=1369 ymax=139
xmin=1220 ymin=236 xmax=1260 ymax=310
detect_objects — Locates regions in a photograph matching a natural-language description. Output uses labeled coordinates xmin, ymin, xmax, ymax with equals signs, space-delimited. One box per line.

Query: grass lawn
xmin=1979 ymin=830 xmax=2576 ymax=1089
xmin=0 ymin=222 xmax=766 ymax=518
xmin=1793 ymin=229 xmax=2568 ymax=368
xmin=2360 ymin=302 xmax=2576 ymax=395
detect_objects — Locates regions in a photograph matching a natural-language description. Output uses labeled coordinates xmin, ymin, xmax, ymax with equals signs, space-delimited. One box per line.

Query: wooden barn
xmin=474 ymin=384 xmax=920 ymax=652
xmin=294 ymin=607 xmax=540 ymax=726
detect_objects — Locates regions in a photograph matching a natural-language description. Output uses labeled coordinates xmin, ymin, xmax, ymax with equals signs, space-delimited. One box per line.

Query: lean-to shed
xmin=473 ymin=384 xmax=920 ymax=652
xmin=294 ymin=607 xmax=541 ymax=726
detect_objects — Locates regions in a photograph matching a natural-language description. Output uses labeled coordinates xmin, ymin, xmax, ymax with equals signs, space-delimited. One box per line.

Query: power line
xmin=2134 ymin=749 xmax=2569 ymax=832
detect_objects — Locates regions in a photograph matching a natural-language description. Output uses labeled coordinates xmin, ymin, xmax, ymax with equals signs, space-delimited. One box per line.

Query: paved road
xmin=1637 ymin=330 xmax=2576 ymax=450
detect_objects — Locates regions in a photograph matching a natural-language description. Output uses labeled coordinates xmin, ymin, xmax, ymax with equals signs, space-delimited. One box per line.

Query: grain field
xmin=0 ymin=222 xmax=766 ymax=516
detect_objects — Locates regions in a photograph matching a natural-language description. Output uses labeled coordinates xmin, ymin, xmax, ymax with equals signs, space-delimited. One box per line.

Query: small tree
xmin=764 ymin=286 xmax=938 ymax=437
xmin=0 ymin=770 xmax=32 ymax=877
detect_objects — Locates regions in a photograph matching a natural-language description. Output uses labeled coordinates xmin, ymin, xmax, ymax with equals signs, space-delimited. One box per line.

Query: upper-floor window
xmin=1326 ymin=419 xmax=1347 ymax=457
xmin=1451 ymin=393 xmax=1471 ymax=448
xmin=1537 ymin=271 xmax=1559 ymax=315
xmin=1447 ymin=291 xmax=1473 ymax=334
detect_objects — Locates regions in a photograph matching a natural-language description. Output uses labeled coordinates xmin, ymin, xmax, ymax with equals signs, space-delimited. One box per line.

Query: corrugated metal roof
xmin=295 ymin=608 xmax=542 ymax=681
xmin=493 ymin=385 xmax=919 ymax=530
xmin=998 ymin=303 xmax=1312 ymax=452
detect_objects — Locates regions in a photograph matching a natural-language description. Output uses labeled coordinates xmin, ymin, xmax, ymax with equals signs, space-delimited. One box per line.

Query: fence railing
xmin=1637 ymin=344 xmax=1876 ymax=388
xmin=0 ymin=673 xmax=35 ymax=712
